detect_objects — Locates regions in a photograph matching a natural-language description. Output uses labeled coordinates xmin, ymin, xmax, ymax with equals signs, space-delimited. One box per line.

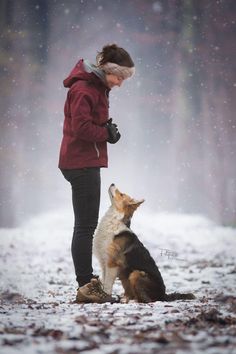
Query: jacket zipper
xmin=92 ymin=89 xmax=108 ymax=159
xmin=94 ymin=142 xmax=100 ymax=158
xmin=105 ymin=89 xmax=109 ymax=107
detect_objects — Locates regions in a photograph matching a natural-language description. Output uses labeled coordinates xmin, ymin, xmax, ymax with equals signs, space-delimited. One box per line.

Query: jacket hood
xmin=63 ymin=59 xmax=107 ymax=89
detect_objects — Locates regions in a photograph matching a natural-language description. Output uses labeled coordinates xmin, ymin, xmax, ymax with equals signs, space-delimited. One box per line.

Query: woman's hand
xmin=106 ymin=118 xmax=121 ymax=144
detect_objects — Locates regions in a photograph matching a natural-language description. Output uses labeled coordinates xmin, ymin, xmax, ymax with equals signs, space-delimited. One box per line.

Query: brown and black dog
xmin=93 ymin=184 xmax=195 ymax=303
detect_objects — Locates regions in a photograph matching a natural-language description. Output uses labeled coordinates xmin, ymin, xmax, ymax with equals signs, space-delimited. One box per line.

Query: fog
xmin=1 ymin=0 xmax=235 ymax=227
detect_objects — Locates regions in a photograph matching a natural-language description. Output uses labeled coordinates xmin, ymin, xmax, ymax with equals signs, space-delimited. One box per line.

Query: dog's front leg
xmin=103 ymin=267 xmax=119 ymax=294
xmin=98 ymin=259 xmax=106 ymax=284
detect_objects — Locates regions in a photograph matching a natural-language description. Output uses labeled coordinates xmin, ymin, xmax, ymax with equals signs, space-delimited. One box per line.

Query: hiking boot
xmin=76 ymin=278 xmax=119 ymax=304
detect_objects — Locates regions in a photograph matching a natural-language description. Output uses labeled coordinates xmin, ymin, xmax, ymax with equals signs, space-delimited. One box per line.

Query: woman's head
xmin=96 ymin=44 xmax=135 ymax=88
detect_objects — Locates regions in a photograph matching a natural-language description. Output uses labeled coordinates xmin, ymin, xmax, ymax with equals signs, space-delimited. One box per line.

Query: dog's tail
xmin=165 ymin=292 xmax=195 ymax=301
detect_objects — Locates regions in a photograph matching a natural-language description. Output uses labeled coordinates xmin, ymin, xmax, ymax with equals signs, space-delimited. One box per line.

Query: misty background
xmin=0 ymin=0 xmax=235 ymax=228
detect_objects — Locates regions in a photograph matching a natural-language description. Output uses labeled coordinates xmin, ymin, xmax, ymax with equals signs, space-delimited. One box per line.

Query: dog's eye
xmin=120 ymin=193 xmax=123 ymax=197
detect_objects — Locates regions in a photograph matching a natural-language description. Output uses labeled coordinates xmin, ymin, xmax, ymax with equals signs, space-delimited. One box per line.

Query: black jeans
xmin=60 ymin=168 xmax=101 ymax=287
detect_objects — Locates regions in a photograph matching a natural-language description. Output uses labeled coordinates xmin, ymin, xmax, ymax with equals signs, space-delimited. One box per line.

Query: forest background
xmin=0 ymin=0 xmax=235 ymax=227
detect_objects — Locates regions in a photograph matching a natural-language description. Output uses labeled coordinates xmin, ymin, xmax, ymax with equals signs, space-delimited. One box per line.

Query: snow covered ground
xmin=0 ymin=209 xmax=236 ymax=354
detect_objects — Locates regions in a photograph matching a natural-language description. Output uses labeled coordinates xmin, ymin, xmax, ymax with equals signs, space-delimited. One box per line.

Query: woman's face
xmin=105 ymin=73 xmax=124 ymax=89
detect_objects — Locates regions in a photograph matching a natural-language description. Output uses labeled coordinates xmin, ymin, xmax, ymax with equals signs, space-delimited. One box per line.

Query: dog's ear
xmin=129 ymin=199 xmax=145 ymax=207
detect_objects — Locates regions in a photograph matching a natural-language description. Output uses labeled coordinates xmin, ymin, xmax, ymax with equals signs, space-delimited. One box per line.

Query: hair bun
xmin=102 ymin=44 xmax=118 ymax=53
xmin=96 ymin=43 xmax=134 ymax=68
xmin=96 ymin=44 xmax=118 ymax=65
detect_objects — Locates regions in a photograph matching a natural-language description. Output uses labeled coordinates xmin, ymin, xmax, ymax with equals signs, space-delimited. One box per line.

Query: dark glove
xmin=106 ymin=118 xmax=121 ymax=144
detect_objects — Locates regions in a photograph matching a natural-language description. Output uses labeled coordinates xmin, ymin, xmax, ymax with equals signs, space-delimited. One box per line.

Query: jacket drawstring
xmin=94 ymin=142 xmax=100 ymax=158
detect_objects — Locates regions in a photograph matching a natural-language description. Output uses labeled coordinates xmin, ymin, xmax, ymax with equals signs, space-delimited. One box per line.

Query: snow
xmin=0 ymin=209 xmax=236 ymax=354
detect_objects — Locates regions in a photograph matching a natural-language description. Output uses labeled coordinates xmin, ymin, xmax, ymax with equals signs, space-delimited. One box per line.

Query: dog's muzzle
xmin=108 ymin=184 xmax=116 ymax=201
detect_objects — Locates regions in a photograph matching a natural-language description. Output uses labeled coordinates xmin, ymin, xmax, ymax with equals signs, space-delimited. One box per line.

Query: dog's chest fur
xmin=93 ymin=206 xmax=129 ymax=262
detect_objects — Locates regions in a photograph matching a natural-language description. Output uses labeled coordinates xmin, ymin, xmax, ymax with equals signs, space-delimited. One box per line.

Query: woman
xmin=58 ymin=44 xmax=135 ymax=303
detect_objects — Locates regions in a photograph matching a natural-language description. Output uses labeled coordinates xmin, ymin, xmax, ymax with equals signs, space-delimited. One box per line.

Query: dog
xmin=93 ymin=184 xmax=195 ymax=303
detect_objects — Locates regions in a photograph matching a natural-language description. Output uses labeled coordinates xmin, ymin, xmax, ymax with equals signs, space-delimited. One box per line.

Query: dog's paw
xmin=128 ymin=299 xmax=138 ymax=304
xmin=120 ymin=295 xmax=129 ymax=304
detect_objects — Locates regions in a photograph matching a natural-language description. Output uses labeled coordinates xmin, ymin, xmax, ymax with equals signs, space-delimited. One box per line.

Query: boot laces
xmin=87 ymin=280 xmax=109 ymax=299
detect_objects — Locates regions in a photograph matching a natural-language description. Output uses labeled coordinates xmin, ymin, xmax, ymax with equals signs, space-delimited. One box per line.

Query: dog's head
xmin=108 ymin=184 xmax=144 ymax=219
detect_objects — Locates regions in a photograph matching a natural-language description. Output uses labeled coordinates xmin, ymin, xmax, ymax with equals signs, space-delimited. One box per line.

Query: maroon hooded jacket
xmin=58 ymin=59 xmax=110 ymax=169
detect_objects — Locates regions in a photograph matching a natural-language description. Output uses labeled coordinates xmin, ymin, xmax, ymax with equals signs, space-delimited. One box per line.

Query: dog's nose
xmin=110 ymin=183 xmax=115 ymax=187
